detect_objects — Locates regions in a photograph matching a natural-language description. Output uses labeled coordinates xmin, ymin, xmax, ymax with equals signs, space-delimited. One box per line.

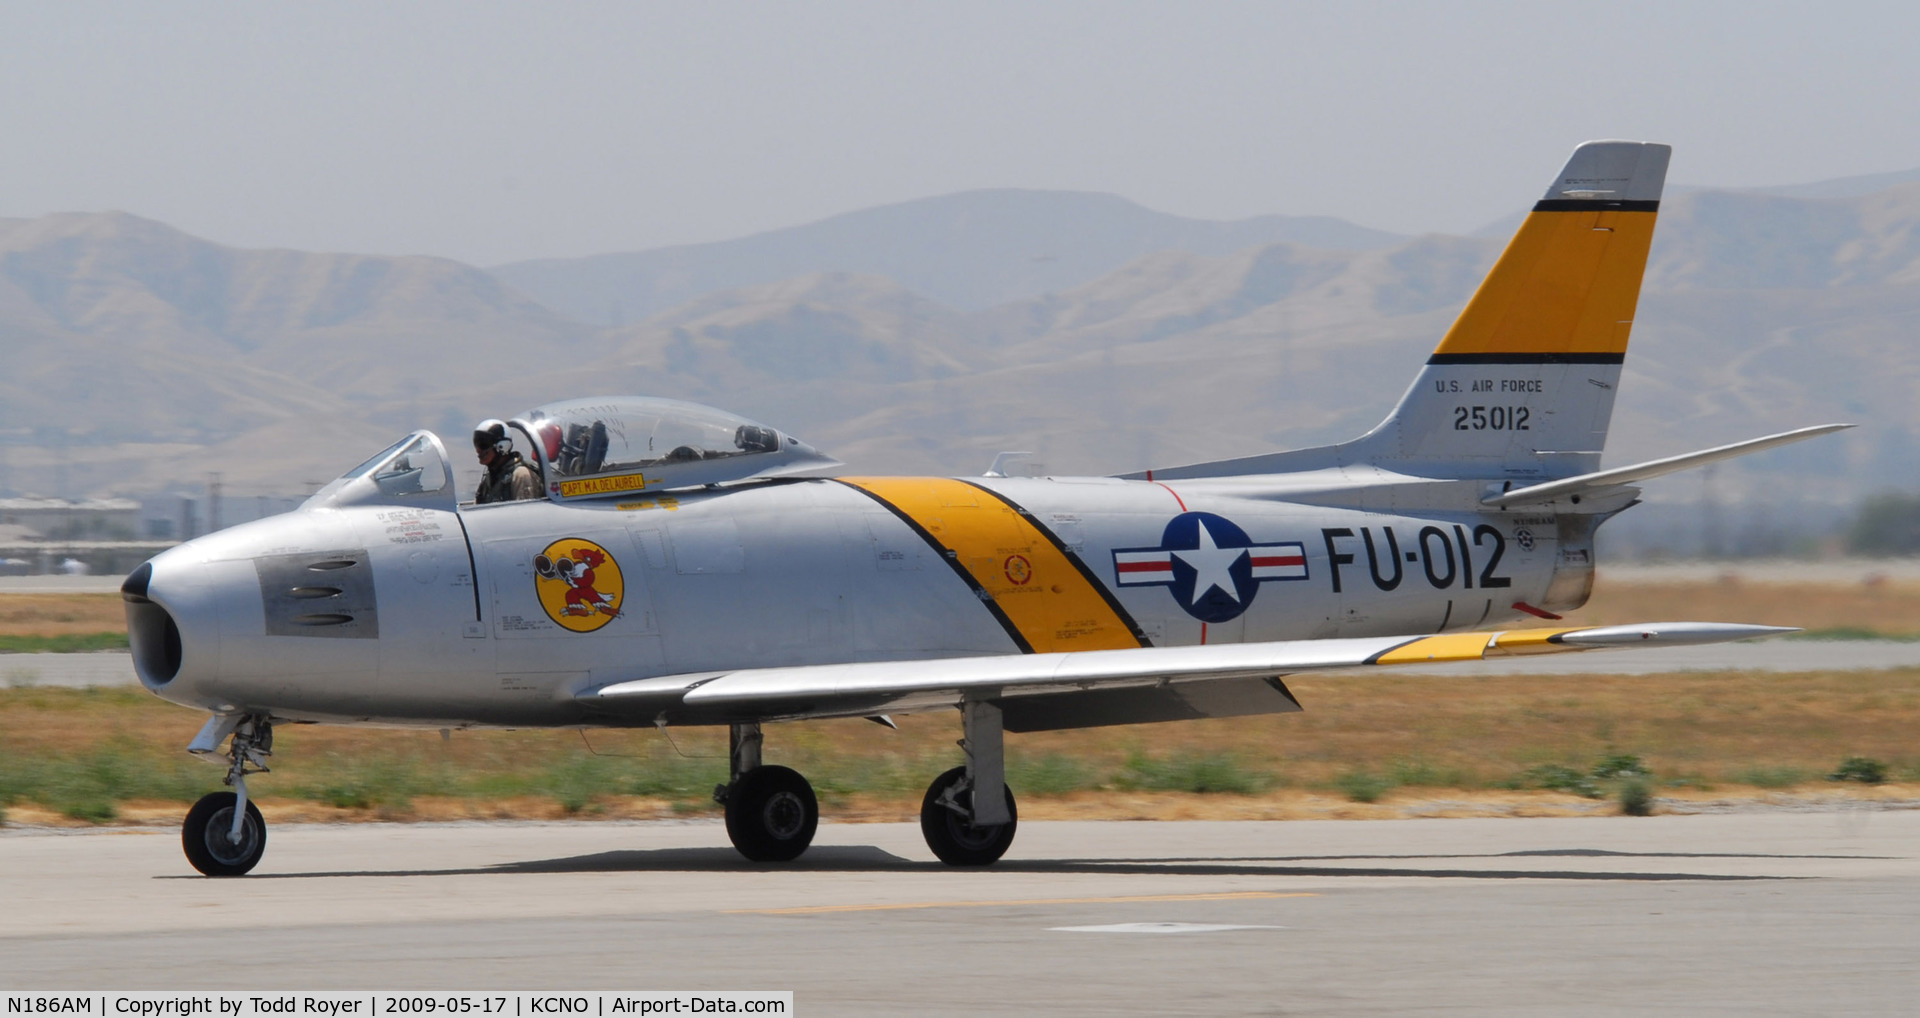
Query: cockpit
xmin=306 ymin=397 xmax=838 ymax=511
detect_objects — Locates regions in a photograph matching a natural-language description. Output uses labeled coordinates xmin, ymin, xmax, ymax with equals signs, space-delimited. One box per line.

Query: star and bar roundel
xmin=1112 ymin=512 xmax=1308 ymax=623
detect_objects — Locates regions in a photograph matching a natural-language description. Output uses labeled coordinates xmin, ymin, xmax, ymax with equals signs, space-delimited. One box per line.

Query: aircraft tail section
xmin=1368 ymin=140 xmax=1670 ymax=479
xmin=1134 ymin=140 xmax=1671 ymax=483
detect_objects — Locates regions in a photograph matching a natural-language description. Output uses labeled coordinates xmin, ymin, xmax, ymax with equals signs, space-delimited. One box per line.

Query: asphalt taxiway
xmin=3 ymin=813 xmax=1915 ymax=1015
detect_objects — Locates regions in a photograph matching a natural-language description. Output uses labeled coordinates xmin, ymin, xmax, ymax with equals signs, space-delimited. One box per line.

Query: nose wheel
xmin=182 ymin=792 xmax=266 ymax=876
xmin=181 ymin=713 xmax=273 ymax=876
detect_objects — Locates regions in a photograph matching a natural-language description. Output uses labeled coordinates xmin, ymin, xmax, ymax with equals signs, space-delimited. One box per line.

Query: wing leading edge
xmin=583 ymin=622 xmax=1791 ymax=731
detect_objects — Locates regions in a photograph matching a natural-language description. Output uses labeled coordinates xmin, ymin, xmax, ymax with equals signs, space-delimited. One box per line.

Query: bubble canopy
xmin=513 ymin=397 xmax=839 ymax=499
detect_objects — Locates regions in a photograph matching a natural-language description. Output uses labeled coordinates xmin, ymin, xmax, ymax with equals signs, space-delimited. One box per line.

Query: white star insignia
xmin=1172 ymin=520 xmax=1246 ymax=605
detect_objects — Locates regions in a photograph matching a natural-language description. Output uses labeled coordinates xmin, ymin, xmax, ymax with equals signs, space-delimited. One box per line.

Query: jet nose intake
xmin=123 ymin=562 xmax=183 ymax=687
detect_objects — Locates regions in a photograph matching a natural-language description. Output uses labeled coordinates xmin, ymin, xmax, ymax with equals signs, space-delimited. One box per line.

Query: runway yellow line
xmin=729 ymin=890 xmax=1318 ymax=915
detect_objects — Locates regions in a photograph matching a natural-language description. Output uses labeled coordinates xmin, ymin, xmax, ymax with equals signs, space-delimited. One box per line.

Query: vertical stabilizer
xmin=1130 ymin=141 xmax=1670 ymax=483
xmin=1358 ymin=140 xmax=1670 ymax=479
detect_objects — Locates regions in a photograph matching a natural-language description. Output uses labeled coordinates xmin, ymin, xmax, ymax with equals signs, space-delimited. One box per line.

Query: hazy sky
xmin=5 ymin=1 xmax=1918 ymax=266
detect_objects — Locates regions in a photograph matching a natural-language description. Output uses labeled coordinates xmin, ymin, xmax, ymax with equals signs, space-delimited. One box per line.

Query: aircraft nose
xmin=122 ymin=560 xmax=185 ymax=688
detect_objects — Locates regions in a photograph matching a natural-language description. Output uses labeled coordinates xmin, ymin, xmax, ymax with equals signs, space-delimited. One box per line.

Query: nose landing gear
xmin=181 ymin=714 xmax=273 ymax=876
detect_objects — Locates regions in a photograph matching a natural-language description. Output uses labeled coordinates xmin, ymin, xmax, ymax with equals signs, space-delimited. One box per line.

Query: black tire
xmin=920 ymin=765 xmax=1017 ymax=866
xmin=182 ymin=791 xmax=266 ymax=877
xmin=724 ymin=765 xmax=818 ymax=862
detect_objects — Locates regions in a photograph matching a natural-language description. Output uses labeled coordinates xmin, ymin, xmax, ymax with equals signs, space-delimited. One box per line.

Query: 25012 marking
xmin=1453 ymin=406 xmax=1530 ymax=431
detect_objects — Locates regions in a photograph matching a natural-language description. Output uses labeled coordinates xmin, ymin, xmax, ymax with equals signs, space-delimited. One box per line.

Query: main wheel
xmin=182 ymin=791 xmax=266 ymax=877
xmin=724 ymin=765 xmax=818 ymax=862
xmin=920 ymin=765 xmax=1017 ymax=866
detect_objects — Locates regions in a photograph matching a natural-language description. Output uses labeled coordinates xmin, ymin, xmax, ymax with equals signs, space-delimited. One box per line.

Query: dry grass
xmin=0 ymin=594 xmax=126 ymax=637
xmin=4 ymin=579 xmax=1918 ymax=824
xmin=3 ymin=668 xmax=1916 ymax=824
xmin=1575 ymin=577 xmax=1920 ymax=635
xmin=7 ymin=783 xmax=1918 ymax=828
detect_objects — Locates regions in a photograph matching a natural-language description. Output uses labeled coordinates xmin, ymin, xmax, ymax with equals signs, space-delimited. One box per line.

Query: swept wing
xmin=587 ymin=622 xmax=1790 ymax=730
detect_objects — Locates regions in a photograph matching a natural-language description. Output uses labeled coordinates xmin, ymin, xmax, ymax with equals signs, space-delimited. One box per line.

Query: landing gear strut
xmin=920 ymin=700 xmax=1018 ymax=866
xmin=716 ymin=722 xmax=818 ymax=862
xmin=182 ymin=714 xmax=272 ymax=876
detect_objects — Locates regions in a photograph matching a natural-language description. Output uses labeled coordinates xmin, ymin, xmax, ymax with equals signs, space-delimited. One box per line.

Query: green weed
xmin=1008 ymin=753 xmax=1100 ymax=796
xmin=1386 ymin=758 xmax=1471 ymax=788
xmin=0 ymin=739 xmax=214 ymax=823
xmin=1731 ymin=765 xmax=1809 ymax=789
xmin=1828 ymin=756 xmax=1889 ymax=784
xmin=1334 ymin=770 xmax=1392 ymax=803
xmin=1521 ymin=764 xmax=1601 ymax=799
xmin=1617 ymin=779 xmax=1654 ymax=816
xmin=1116 ymin=752 xmax=1268 ymax=794
xmin=0 ymin=633 xmax=129 ymax=654
xmin=1591 ymin=753 xmax=1649 ymax=779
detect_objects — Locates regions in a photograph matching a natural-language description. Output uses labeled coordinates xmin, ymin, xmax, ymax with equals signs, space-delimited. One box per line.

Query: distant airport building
xmin=140 ymin=492 xmax=304 ymax=540
xmin=0 ymin=492 xmax=302 ymax=575
xmin=0 ymin=496 xmax=140 ymax=540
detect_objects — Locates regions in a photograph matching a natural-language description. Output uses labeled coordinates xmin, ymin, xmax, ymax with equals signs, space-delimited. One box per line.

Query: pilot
xmin=473 ymin=420 xmax=540 ymax=503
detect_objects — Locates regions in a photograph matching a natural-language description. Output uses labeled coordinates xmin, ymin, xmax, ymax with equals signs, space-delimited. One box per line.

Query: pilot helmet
xmin=473 ymin=419 xmax=512 ymax=457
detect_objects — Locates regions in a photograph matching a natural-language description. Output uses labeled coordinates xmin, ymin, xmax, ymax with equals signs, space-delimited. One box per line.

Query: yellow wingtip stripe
xmin=1371 ymin=627 xmax=1603 ymax=665
xmin=1487 ymin=627 xmax=1587 ymax=655
xmin=1371 ymin=632 xmax=1497 ymax=665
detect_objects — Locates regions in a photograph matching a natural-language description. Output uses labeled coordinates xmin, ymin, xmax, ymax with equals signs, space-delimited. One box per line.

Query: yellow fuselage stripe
xmin=839 ymin=477 xmax=1146 ymax=653
xmin=1434 ymin=209 xmax=1658 ymax=357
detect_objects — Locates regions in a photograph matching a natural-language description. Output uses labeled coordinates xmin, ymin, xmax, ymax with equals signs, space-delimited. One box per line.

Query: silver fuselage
xmin=129 ymin=471 xmax=1591 ymax=729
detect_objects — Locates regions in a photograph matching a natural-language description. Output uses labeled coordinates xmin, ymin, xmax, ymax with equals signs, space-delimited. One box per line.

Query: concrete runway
xmin=4 ymin=813 xmax=1916 ymax=1015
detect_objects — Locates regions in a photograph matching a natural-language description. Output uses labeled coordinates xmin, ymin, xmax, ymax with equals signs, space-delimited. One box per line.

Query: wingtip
xmin=1554 ymin=622 xmax=1800 ymax=648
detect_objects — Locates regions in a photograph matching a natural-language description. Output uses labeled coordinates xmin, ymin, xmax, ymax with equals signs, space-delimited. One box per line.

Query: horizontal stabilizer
xmin=586 ymin=621 xmax=1794 ymax=727
xmin=1483 ymin=424 xmax=1853 ymax=508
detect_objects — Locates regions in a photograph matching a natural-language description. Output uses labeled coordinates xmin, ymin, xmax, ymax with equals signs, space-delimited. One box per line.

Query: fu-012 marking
xmin=1321 ymin=525 xmax=1513 ymax=593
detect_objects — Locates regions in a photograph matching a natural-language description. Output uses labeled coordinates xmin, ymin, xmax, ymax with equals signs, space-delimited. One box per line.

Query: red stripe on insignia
xmin=1116 ymin=561 xmax=1172 ymax=573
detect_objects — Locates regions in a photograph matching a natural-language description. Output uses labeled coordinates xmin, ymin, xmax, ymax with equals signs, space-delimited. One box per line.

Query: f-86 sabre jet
xmin=124 ymin=140 xmax=1845 ymax=875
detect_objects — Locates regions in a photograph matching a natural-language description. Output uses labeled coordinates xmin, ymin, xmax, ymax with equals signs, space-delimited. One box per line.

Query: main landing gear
xmin=717 ymin=701 xmax=1019 ymax=867
xmin=919 ymin=700 xmax=1017 ymax=866
xmin=716 ymin=722 xmax=819 ymax=862
xmin=181 ymin=714 xmax=273 ymax=876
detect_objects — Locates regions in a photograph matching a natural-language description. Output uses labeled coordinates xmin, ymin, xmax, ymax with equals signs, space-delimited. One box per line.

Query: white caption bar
xmin=3 ymin=995 xmax=791 ymax=1018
